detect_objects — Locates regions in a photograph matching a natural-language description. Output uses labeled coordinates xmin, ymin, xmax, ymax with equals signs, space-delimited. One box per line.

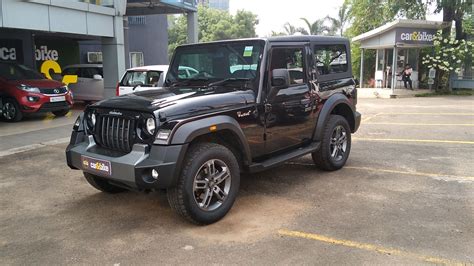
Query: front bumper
xmin=66 ymin=134 xmax=187 ymax=190
xmin=354 ymin=111 xmax=361 ymax=133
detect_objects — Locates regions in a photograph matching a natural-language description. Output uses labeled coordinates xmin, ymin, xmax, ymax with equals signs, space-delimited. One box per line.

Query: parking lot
xmin=1 ymin=96 xmax=473 ymax=264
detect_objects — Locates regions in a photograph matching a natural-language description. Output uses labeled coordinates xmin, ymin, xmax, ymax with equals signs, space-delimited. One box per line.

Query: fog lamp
xmin=151 ymin=169 xmax=159 ymax=180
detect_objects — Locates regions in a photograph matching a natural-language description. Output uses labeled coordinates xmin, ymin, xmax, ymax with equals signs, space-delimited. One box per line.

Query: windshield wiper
xmin=207 ymin=78 xmax=251 ymax=87
xmin=170 ymin=78 xmax=210 ymax=87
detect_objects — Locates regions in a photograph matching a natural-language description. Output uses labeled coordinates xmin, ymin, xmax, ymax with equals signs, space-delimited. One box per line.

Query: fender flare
xmin=170 ymin=115 xmax=252 ymax=164
xmin=313 ymin=93 xmax=355 ymax=141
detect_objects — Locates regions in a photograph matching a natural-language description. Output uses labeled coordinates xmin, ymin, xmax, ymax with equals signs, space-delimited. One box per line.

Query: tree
xmin=326 ymin=0 xmax=351 ymax=36
xmin=167 ymin=6 xmax=258 ymax=55
xmin=300 ymin=18 xmax=330 ymax=35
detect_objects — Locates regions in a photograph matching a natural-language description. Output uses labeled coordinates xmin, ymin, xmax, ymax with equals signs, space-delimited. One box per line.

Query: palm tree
xmin=300 ymin=18 xmax=330 ymax=35
xmin=283 ymin=22 xmax=306 ymax=35
xmin=326 ymin=1 xmax=350 ymax=36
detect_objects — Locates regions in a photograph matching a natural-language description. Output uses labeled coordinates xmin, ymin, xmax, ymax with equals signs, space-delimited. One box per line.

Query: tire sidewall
xmin=182 ymin=144 xmax=240 ymax=224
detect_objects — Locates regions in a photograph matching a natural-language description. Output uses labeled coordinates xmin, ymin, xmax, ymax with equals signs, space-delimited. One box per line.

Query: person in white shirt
xmin=401 ymin=64 xmax=413 ymax=90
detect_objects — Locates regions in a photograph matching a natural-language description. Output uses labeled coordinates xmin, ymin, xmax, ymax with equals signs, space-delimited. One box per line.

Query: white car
xmin=118 ymin=65 xmax=168 ymax=96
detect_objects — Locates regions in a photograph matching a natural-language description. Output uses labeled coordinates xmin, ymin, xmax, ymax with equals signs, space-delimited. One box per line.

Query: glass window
xmin=120 ymin=71 xmax=163 ymax=87
xmin=62 ymin=67 xmax=79 ymax=76
xmin=167 ymin=41 xmax=264 ymax=83
xmin=314 ymin=45 xmax=348 ymax=75
xmin=270 ymin=47 xmax=305 ymax=85
xmin=0 ymin=62 xmax=44 ymax=80
xmin=130 ymin=52 xmax=144 ymax=68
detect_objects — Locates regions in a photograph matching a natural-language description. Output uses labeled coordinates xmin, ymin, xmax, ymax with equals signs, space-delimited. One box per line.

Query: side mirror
xmin=93 ymin=74 xmax=103 ymax=80
xmin=271 ymin=68 xmax=290 ymax=88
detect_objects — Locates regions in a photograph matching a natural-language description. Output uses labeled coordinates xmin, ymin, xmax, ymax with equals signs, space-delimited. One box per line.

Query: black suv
xmin=66 ymin=36 xmax=361 ymax=224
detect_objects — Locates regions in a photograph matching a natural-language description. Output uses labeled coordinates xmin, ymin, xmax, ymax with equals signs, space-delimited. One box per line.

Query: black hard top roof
xmin=178 ymin=35 xmax=349 ymax=47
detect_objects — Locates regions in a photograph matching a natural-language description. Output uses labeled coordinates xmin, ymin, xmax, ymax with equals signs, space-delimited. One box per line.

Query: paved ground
xmin=0 ymin=96 xmax=473 ymax=265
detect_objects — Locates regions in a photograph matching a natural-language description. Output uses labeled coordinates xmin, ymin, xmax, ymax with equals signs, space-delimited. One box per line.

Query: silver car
xmin=62 ymin=64 xmax=104 ymax=103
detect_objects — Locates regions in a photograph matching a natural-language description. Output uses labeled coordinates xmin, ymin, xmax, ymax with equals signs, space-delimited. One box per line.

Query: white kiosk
xmin=353 ymin=19 xmax=447 ymax=94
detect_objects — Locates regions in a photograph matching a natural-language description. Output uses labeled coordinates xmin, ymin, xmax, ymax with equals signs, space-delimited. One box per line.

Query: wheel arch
xmin=170 ymin=115 xmax=252 ymax=166
xmin=313 ymin=93 xmax=356 ymax=141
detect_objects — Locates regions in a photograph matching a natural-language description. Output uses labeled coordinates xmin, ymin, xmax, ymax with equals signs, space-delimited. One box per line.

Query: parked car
xmin=0 ymin=62 xmax=73 ymax=122
xmin=118 ymin=65 xmax=168 ymax=96
xmin=66 ymin=36 xmax=361 ymax=224
xmin=62 ymin=64 xmax=104 ymax=103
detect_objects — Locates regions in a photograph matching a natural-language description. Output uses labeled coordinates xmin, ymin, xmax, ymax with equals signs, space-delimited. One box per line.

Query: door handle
xmin=264 ymin=103 xmax=272 ymax=113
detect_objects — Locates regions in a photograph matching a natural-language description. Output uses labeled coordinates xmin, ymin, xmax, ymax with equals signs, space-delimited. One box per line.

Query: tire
xmin=312 ymin=115 xmax=351 ymax=171
xmin=53 ymin=109 xmax=70 ymax=117
xmin=2 ymin=98 xmax=23 ymax=122
xmin=167 ymin=142 xmax=240 ymax=225
xmin=83 ymin=172 xmax=128 ymax=194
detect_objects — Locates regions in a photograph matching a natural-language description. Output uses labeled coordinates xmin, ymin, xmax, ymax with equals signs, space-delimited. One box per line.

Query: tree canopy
xmin=168 ymin=6 xmax=258 ymax=56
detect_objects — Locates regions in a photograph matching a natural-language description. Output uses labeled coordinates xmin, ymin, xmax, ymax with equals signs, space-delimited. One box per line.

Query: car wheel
xmin=2 ymin=98 xmax=23 ymax=122
xmin=52 ymin=109 xmax=70 ymax=117
xmin=167 ymin=142 xmax=240 ymax=225
xmin=83 ymin=172 xmax=128 ymax=193
xmin=312 ymin=115 xmax=351 ymax=171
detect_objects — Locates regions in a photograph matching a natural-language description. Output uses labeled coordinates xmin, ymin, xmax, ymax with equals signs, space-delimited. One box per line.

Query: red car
xmin=0 ymin=62 xmax=73 ymax=122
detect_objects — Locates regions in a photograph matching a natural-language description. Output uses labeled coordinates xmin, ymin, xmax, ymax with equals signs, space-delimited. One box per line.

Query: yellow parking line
xmin=278 ymin=229 xmax=467 ymax=266
xmin=353 ymin=137 xmax=474 ymax=145
xmin=364 ymin=122 xmax=474 ymax=126
xmin=379 ymin=112 xmax=474 ymax=116
xmin=345 ymin=166 xmax=474 ymax=181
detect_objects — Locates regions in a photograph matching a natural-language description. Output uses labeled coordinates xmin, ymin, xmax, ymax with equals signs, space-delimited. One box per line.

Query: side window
xmin=82 ymin=67 xmax=101 ymax=79
xmin=314 ymin=45 xmax=348 ymax=75
xmin=270 ymin=47 xmax=305 ymax=85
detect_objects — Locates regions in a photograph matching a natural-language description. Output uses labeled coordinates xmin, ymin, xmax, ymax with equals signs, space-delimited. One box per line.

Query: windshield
xmin=0 ymin=62 xmax=45 ymax=80
xmin=120 ymin=70 xmax=164 ymax=87
xmin=165 ymin=40 xmax=265 ymax=89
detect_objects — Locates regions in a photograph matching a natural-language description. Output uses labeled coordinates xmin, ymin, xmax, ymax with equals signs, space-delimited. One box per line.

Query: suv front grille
xmin=40 ymin=87 xmax=67 ymax=95
xmin=94 ymin=115 xmax=136 ymax=153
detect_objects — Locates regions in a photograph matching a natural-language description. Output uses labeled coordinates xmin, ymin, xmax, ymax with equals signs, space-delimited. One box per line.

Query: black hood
xmin=92 ymin=87 xmax=256 ymax=119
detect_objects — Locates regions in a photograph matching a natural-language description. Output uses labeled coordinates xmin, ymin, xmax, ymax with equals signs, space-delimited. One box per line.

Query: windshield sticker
xmin=243 ymin=46 xmax=253 ymax=57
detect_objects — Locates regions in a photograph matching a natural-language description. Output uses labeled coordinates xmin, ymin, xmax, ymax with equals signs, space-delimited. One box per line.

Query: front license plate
xmin=81 ymin=155 xmax=112 ymax=176
xmin=50 ymin=96 xmax=66 ymax=102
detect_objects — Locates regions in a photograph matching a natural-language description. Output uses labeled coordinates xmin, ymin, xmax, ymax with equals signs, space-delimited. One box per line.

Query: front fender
xmin=170 ymin=115 xmax=252 ymax=164
xmin=313 ymin=93 xmax=356 ymax=141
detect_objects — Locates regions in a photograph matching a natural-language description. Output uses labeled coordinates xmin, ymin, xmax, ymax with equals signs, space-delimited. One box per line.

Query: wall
xmin=0 ymin=0 xmax=115 ymax=37
xmin=128 ymin=15 xmax=169 ymax=66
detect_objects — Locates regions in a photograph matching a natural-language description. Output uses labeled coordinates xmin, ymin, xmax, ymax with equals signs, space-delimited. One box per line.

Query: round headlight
xmin=91 ymin=113 xmax=96 ymax=126
xmin=146 ymin=117 xmax=156 ymax=135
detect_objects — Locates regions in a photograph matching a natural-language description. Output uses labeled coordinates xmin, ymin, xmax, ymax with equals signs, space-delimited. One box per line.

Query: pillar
xmin=187 ymin=11 xmax=198 ymax=44
xmin=101 ymin=15 xmax=126 ymax=98
xmin=359 ymin=48 xmax=364 ymax=88
xmin=391 ymin=46 xmax=397 ymax=94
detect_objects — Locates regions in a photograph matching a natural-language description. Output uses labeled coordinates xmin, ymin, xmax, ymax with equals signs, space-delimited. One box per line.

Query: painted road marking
xmin=364 ymin=122 xmax=474 ymax=126
xmin=378 ymin=112 xmax=474 ymax=116
xmin=278 ymin=229 xmax=468 ymax=265
xmin=353 ymin=137 xmax=474 ymax=145
xmin=284 ymin=162 xmax=473 ymax=182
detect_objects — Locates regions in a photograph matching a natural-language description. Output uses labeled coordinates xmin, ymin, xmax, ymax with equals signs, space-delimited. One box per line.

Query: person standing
xmin=401 ymin=64 xmax=413 ymax=90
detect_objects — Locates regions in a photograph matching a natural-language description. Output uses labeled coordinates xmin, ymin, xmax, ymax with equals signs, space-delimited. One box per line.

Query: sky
xmin=229 ymin=0 xmax=443 ymax=37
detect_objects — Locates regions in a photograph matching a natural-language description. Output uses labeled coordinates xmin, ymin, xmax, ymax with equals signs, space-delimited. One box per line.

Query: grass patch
xmin=415 ymin=89 xmax=474 ymax=97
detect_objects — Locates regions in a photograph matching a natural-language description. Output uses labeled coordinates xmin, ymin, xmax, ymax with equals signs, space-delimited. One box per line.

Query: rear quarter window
xmin=314 ymin=44 xmax=348 ymax=76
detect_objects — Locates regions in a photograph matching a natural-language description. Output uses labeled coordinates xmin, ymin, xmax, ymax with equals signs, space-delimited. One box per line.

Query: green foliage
xmin=326 ymin=0 xmax=351 ymax=36
xmin=299 ymin=18 xmax=330 ymax=35
xmin=167 ymin=6 xmax=258 ymax=56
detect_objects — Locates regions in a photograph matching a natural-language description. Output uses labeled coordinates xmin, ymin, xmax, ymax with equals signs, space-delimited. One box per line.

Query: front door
xmin=264 ymin=44 xmax=318 ymax=154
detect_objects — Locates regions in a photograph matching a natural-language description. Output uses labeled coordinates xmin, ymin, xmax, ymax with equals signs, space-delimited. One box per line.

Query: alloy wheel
xmin=3 ymin=103 xmax=16 ymax=120
xmin=330 ymin=125 xmax=347 ymax=161
xmin=193 ymin=159 xmax=231 ymax=211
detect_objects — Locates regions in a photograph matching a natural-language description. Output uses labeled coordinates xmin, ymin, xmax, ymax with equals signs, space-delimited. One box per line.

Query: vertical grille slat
xmin=93 ymin=114 xmax=135 ymax=153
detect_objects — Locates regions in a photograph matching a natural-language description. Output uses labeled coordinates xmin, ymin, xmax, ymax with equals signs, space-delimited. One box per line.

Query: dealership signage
xmin=396 ymin=28 xmax=437 ymax=45
xmin=0 ymin=39 xmax=23 ymax=62
xmin=35 ymin=46 xmax=59 ymax=61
